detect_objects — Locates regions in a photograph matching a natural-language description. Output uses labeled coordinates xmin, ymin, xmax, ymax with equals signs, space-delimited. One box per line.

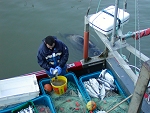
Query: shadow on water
xmin=58 ymin=32 xmax=101 ymax=57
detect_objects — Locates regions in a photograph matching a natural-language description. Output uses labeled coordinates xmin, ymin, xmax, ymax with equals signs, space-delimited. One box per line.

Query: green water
xmin=0 ymin=0 xmax=150 ymax=79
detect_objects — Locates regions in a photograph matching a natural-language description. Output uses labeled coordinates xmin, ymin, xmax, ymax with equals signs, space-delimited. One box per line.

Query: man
xmin=37 ymin=36 xmax=69 ymax=77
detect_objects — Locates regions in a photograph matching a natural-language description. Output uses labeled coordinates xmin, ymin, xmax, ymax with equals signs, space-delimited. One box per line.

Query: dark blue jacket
xmin=37 ymin=37 xmax=69 ymax=71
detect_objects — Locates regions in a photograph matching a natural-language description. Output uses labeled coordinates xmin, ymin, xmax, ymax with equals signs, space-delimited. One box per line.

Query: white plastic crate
xmin=0 ymin=74 xmax=39 ymax=107
xmin=88 ymin=5 xmax=130 ymax=35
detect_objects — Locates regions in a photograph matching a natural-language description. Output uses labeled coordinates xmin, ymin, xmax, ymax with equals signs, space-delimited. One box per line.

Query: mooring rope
xmin=136 ymin=0 xmax=142 ymax=69
xmin=96 ymin=0 xmax=102 ymax=13
xmin=134 ymin=0 xmax=141 ymax=75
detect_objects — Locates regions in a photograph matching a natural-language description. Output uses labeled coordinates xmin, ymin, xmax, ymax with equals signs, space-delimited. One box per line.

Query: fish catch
xmin=84 ymin=78 xmax=105 ymax=100
xmin=99 ymin=69 xmax=114 ymax=84
xmin=83 ymin=69 xmax=116 ymax=100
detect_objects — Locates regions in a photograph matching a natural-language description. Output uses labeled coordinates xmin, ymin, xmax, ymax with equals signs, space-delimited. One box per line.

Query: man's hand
xmin=49 ymin=68 xmax=54 ymax=74
xmin=55 ymin=66 xmax=62 ymax=75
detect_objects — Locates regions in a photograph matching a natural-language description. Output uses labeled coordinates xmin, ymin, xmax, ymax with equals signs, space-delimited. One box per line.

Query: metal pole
xmin=111 ymin=0 xmax=119 ymax=46
xmin=83 ymin=15 xmax=89 ymax=62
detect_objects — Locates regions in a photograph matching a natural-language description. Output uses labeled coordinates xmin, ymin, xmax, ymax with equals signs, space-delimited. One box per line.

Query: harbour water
xmin=0 ymin=0 xmax=150 ymax=79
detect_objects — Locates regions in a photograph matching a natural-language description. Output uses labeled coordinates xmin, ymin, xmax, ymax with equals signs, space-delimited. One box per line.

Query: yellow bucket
xmin=51 ymin=76 xmax=67 ymax=95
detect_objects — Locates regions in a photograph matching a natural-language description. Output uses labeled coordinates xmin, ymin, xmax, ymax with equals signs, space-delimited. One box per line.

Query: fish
xmin=100 ymin=84 xmax=106 ymax=100
xmin=104 ymin=72 xmax=114 ymax=84
xmin=99 ymin=69 xmax=114 ymax=85
xmin=84 ymin=79 xmax=105 ymax=100
xmin=84 ymin=81 xmax=98 ymax=98
xmin=99 ymin=77 xmax=115 ymax=88
xmin=86 ymin=88 xmax=98 ymax=98
xmin=99 ymin=69 xmax=107 ymax=78
xmin=28 ymin=106 xmax=33 ymax=113
xmin=89 ymin=78 xmax=100 ymax=94
xmin=58 ymin=33 xmax=101 ymax=57
xmin=18 ymin=106 xmax=33 ymax=113
xmin=97 ymin=78 xmax=114 ymax=90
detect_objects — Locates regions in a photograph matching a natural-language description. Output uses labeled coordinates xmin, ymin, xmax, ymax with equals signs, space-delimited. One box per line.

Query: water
xmin=0 ymin=0 xmax=150 ymax=79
